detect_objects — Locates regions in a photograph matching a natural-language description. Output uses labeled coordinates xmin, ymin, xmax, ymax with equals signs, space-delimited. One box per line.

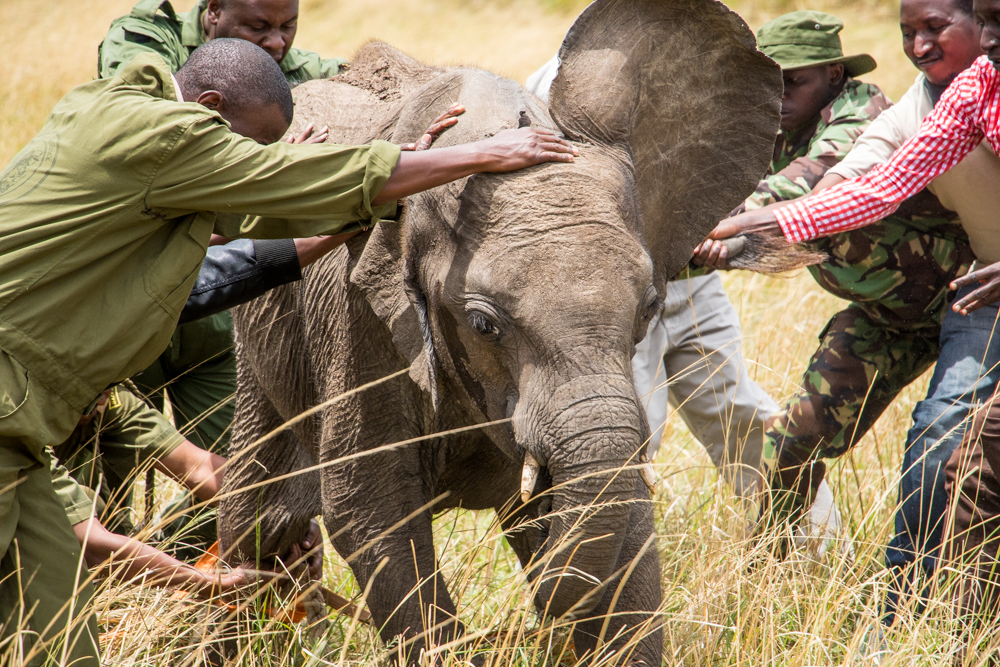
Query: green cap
xmin=756 ymin=10 xmax=876 ymax=77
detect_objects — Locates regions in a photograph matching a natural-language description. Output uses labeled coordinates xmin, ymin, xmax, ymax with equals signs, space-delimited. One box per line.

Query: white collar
xmin=170 ymin=74 xmax=184 ymax=102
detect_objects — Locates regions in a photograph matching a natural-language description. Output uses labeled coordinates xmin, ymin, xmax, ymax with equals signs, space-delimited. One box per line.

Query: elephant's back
xmin=288 ymin=41 xmax=446 ymax=144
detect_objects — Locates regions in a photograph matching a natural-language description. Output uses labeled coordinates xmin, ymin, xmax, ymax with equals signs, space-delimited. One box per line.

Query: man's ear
xmin=195 ymin=90 xmax=224 ymax=111
xmin=829 ymin=63 xmax=846 ymax=86
xmin=205 ymin=0 xmax=222 ymax=28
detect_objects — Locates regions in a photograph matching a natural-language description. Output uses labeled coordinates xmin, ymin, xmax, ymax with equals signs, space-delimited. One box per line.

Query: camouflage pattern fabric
xmin=740 ymin=80 xmax=890 ymax=212
xmin=747 ymin=81 xmax=975 ymax=530
xmin=761 ymin=306 xmax=939 ymax=509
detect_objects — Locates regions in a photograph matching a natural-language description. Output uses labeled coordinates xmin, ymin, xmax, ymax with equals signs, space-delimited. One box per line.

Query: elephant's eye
xmin=634 ymin=291 xmax=661 ymax=345
xmin=469 ymin=310 xmax=502 ymax=342
xmin=639 ymin=291 xmax=660 ymax=326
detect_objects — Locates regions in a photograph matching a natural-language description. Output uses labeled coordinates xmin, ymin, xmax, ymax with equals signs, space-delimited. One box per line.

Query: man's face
xmin=196 ymin=91 xmax=290 ymax=144
xmin=205 ymin=0 xmax=299 ymax=64
xmin=901 ymin=0 xmax=983 ymax=86
xmin=779 ymin=64 xmax=843 ymax=133
xmin=227 ymin=103 xmax=291 ymax=145
xmin=974 ymin=0 xmax=1000 ymax=70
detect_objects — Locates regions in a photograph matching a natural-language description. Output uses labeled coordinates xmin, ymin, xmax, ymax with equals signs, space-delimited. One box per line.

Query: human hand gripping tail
xmin=689 ymin=196 xmax=824 ymax=272
xmin=400 ymin=103 xmax=466 ymax=151
xmin=691 ymin=206 xmax=788 ymax=269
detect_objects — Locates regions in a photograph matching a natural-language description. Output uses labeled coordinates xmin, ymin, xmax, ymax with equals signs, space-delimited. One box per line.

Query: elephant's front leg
xmin=571 ymin=482 xmax=662 ymax=666
xmin=320 ymin=450 xmax=463 ymax=664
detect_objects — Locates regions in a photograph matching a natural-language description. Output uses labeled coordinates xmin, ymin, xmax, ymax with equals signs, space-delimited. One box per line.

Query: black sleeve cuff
xmin=180 ymin=239 xmax=303 ymax=325
xmin=253 ymin=239 xmax=302 ymax=285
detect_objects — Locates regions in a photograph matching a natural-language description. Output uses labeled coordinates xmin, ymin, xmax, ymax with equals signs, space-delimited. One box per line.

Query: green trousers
xmin=760 ymin=305 xmax=940 ymax=525
xmin=1 ymin=349 xmax=99 ymax=666
xmin=1 ymin=458 xmax=99 ymax=667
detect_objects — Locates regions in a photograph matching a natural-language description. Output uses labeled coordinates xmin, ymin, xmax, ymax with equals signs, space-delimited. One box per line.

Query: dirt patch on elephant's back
xmin=290 ymin=80 xmax=395 ymax=144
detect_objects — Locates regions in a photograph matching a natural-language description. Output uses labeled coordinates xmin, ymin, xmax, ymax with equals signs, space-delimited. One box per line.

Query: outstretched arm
xmin=73 ymin=517 xmax=246 ymax=597
xmin=372 ymin=126 xmax=577 ymax=205
xmin=693 ymin=58 xmax=990 ymax=268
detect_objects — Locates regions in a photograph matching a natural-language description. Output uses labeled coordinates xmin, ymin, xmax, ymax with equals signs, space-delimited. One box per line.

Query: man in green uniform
xmin=61 ymin=232 xmax=366 ymax=556
xmin=99 ymin=0 xmax=349 ymax=456
xmin=704 ymin=11 xmax=974 ymax=537
xmin=49 ymin=384 xmax=316 ymax=598
xmin=100 ymin=0 xmax=346 ymax=86
xmin=0 ymin=38 xmax=575 ymax=666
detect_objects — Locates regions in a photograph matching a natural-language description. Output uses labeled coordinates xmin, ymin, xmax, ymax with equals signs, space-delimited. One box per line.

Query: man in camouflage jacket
xmin=740 ymin=13 xmax=975 ymax=572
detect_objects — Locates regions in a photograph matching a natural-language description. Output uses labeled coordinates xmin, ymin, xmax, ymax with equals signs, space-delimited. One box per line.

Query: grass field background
xmin=0 ymin=0 xmax=978 ymax=664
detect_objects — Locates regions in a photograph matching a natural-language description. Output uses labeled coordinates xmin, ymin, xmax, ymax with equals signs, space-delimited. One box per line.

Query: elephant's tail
xmin=723 ymin=233 xmax=828 ymax=274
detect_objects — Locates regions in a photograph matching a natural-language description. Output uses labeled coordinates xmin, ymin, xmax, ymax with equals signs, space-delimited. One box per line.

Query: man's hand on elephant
xmin=254 ymin=519 xmax=325 ymax=581
xmin=400 ymin=103 xmax=465 ymax=151
xmin=297 ymin=518 xmax=324 ymax=581
xmin=712 ymin=208 xmax=785 ymax=241
xmin=478 ymin=127 xmax=579 ymax=171
xmin=692 ymin=207 xmax=787 ymax=269
xmin=286 ymin=122 xmax=330 ymax=145
xmin=691 ymin=238 xmax=732 ymax=269
xmin=198 ymin=566 xmax=249 ymax=601
xmin=372 ymin=127 xmax=578 ymax=205
xmin=951 ymin=262 xmax=1000 ymax=315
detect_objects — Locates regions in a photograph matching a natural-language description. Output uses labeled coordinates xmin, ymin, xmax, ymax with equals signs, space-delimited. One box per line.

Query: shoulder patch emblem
xmin=0 ymin=133 xmax=59 ymax=203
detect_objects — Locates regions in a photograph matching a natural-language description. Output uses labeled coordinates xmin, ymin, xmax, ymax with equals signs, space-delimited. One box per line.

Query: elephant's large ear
xmin=548 ymin=0 xmax=782 ymax=289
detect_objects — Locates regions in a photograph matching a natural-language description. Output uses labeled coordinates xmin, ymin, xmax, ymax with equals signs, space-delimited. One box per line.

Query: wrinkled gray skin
xmin=220 ymin=1 xmax=782 ymax=664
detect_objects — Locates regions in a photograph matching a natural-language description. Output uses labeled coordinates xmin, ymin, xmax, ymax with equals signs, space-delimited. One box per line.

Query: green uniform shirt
xmin=99 ymin=0 xmax=347 ymax=85
xmin=50 ymin=386 xmax=184 ymax=527
xmin=738 ymin=79 xmax=970 ymax=329
xmin=0 ymin=54 xmax=399 ymax=427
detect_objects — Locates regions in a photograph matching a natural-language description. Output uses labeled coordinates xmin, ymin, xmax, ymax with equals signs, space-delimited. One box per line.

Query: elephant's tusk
xmin=639 ymin=462 xmax=656 ymax=493
xmin=521 ymin=452 xmax=541 ymax=503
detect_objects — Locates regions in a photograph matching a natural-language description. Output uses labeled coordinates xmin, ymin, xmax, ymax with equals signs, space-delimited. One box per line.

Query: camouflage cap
xmin=756 ymin=10 xmax=876 ymax=77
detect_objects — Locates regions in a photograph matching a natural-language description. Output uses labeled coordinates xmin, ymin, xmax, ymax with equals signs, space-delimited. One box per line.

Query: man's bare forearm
xmin=373 ymin=144 xmax=488 ymax=205
xmin=74 ymin=518 xmax=217 ymax=590
xmin=155 ymin=441 xmax=226 ymax=504
xmin=372 ymin=127 xmax=577 ymax=206
xmin=293 ymin=233 xmax=358 ymax=267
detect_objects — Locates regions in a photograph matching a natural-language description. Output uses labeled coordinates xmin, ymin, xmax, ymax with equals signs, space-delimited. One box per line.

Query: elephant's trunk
xmin=514 ymin=374 xmax=649 ymax=618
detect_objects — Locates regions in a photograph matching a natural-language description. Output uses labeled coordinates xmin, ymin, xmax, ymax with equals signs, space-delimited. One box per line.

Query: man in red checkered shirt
xmin=702 ymin=1 xmax=1000 ymax=309
xmin=699 ymin=0 xmax=1000 ymax=634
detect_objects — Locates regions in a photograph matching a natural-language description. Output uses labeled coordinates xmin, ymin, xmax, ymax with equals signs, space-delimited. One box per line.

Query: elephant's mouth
xmin=517 ymin=444 xmax=657 ymax=598
xmin=520 ymin=459 xmax=554 ymax=558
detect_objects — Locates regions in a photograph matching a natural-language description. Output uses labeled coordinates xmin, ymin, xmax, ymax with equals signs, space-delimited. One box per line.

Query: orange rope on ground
xmin=99 ymin=541 xmax=370 ymax=645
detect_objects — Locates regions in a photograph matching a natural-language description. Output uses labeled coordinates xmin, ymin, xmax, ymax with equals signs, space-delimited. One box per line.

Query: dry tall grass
xmin=1 ymin=0 xmax=989 ymax=665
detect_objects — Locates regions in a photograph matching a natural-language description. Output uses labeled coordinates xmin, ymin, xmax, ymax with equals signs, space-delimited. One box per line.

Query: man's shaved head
xmin=175 ymin=39 xmax=294 ymax=143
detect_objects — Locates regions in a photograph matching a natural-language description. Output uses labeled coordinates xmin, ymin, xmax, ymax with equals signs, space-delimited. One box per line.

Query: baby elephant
xmin=220 ymin=0 xmax=784 ymax=663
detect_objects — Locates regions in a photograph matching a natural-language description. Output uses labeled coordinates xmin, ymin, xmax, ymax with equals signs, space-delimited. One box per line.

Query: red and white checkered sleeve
xmin=775 ymin=59 xmax=990 ymax=243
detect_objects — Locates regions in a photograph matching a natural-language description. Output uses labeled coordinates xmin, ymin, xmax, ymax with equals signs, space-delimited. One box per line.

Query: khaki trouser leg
xmin=633 ymin=273 xmax=778 ymax=496
xmin=0 ymin=447 xmax=99 ymax=667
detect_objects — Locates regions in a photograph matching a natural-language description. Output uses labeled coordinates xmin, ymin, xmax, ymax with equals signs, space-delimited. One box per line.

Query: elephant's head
xmin=342 ymin=0 xmax=782 ymax=621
